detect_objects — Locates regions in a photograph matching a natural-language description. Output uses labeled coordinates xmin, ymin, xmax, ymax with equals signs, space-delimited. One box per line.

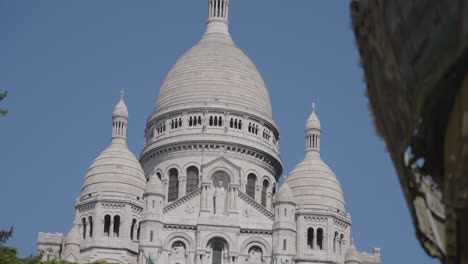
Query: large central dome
xmin=153 ymin=20 xmax=273 ymax=122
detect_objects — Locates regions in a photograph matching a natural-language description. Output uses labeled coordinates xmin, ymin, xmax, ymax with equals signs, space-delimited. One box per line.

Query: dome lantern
xmin=112 ymin=90 xmax=128 ymax=143
xmin=305 ymin=102 xmax=321 ymax=158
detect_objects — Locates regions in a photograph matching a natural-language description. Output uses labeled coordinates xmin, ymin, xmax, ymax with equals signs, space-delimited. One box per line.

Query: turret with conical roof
xmin=286 ymin=103 xmax=351 ymax=263
xmin=272 ymin=183 xmax=296 ymax=264
xmin=71 ymin=91 xmax=146 ymax=264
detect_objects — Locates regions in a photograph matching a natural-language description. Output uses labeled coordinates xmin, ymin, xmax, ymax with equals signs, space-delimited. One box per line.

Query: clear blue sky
xmin=0 ymin=1 xmax=439 ymax=263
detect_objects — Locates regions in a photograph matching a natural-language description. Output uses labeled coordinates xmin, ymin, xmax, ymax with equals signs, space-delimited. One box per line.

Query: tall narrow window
xmin=186 ymin=166 xmax=199 ymax=193
xmin=168 ymin=168 xmax=179 ymax=202
xmin=104 ymin=215 xmax=111 ymax=237
xmin=307 ymin=228 xmax=314 ymax=249
xmin=88 ymin=216 xmax=93 ymax=238
xmin=113 ymin=215 xmax=120 ymax=237
xmin=283 ymin=239 xmax=287 ymax=250
xmin=137 ymin=223 xmax=141 ymax=240
xmin=339 ymin=234 xmax=345 ymax=255
xmin=150 ymin=231 xmax=154 ymax=242
xmin=81 ymin=218 xmax=86 ymax=239
xmin=333 ymin=232 xmax=338 ymax=253
xmin=261 ymin=179 xmax=269 ymax=206
xmin=246 ymin=174 xmax=256 ymax=199
xmin=317 ymin=228 xmax=324 ymax=250
xmin=130 ymin=219 xmax=137 ymax=240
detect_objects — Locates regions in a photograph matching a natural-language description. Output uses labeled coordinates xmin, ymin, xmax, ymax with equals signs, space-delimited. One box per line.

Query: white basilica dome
xmin=152 ymin=22 xmax=274 ymax=124
xmin=285 ymin=105 xmax=346 ymax=213
xmin=81 ymin=96 xmax=146 ymax=200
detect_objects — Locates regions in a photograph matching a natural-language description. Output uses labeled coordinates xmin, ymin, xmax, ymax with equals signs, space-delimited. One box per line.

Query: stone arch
xmin=204 ymin=166 xmax=236 ymax=184
xmin=163 ymin=232 xmax=195 ymax=251
xmin=201 ymin=233 xmax=236 ymax=252
xmin=182 ymin=162 xmax=201 ymax=173
xmin=240 ymin=237 xmax=272 ymax=256
xmin=164 ymin=164 xmax=182 ymax=178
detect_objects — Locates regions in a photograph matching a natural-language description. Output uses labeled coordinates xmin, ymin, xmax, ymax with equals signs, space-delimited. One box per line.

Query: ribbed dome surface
xmin=285 ymin=156 xmax=345 ymax=212
xmin=345 ymin=242 xmax=361 ymax=263
xmin=64 ymin=225 xmax=80 ymax=245
xmin=276 ymin=183 xmax=295 ymax=204
xmin=154 ymin=22 xmax=273 ymax=121
xmin=145 ymin=175 xmax=164 ymax=195
xmin=81 ymin=141 xmax=146 ymax=199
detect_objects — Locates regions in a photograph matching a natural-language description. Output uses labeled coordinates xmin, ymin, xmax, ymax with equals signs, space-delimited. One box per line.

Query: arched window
xmin=261 ymin=179 xmax=269 ymax=206
xmin=317 ymin=228 xmax=324 ymax=250
xmin=104 ymin=215 xmax=111 ymax=237
xmin=88 ymin=216 xmax=93 ymax=238
xmin=284 ymin=208 xmax=287 ymax=217
xmin=81 ymin=218 xmax=86 ymax=239
xmin=307 ymin=228 xmax=314 ymax=249
xmin=150 ymin=231 xmax=154 ymax=242
xmin=168 ymin=168 xmax=179 ymax=202
xmin=246 ymin=174 xmax=256 ymax=199
xmin=272 ymin=183 xmax=277 ymax=196
xmin=156 ymin=172 xmax=162 ymax=180
xmin=333 ymin=232 xmax=339 ymax=253
xmin=113 ymin=215 xmax=120 ymax=237
xmin=212 ymin=242 xmax=224 ymax=264
xmin=339 ymin=234 xmax=345 ymax=255
xmin=186 ymin=166 xmax=199 ymax=193
xmin=130 ymin=219 xmax=137 ymax=240
xmin=137 ymin=222 xmax=141 ymax=240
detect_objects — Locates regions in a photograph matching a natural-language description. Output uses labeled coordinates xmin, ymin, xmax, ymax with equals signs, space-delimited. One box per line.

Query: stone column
xmin=234 ymin=186 xmax=238 ymax=210
xmin=255 ymin=185 xmax=261 ymax=203
xmin=179 ymin=175 xmax=187 ymax=198
xmin=163 ymin=180 xmax=169 ymax=203
xmin=323 ymin=231 xmax=328 ymax=252
xmin=266 ymin=191 xmax=272 ymax=210
xmin=200 ymin=183 xmax=211 ymax=215
xmin=110 ymin=220 xmax=114 ymax=237
xmin=314 ymin=233 xmax=318 ymax=250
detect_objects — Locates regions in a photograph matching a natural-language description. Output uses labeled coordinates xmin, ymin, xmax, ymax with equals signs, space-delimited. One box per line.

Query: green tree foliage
xmin=0 ymin=91 xmax=7 ymax=116
xmin=0 ymin=227 xmax=23 ymax=264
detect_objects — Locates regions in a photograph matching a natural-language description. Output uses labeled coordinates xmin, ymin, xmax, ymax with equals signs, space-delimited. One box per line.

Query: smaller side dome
xmin=276 ymin=183 xmax=295 ymax=204
xmin=112 ymin=90 xmax=128 ymax=118
xmin=64 ymin=225 xmax=80 ymax=245
xmin=306 ymin=102 xmax=321 ymax=130
xmin=345 ymin=240 xmax=361 ymax=264
xmin=145 ymin=173 xmax=164 ymax=196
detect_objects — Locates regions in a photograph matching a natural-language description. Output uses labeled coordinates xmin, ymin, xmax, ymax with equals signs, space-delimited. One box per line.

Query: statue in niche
xmin=169 ymin=241 xmax=186 ymax=264
xmin=214 ymin=180 xmax=226 ymax=214
xmin=247 ymin=246 xmax=263 ymax=264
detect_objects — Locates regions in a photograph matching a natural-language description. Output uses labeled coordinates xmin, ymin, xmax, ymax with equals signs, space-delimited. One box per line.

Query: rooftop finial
xmin=120 ymin=89 xmax=125 ymax=100
xmin=312 ymin=102 xmax=316 ymax=113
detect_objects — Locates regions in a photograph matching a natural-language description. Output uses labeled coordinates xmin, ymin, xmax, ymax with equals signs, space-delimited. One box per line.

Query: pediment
xmin=203 ymin=156 xmax=241 ymax=172
xmin=163 ymin=189 xmax=201 ymax=223
xmin=238 ymin=191 xmax=274 ymax=226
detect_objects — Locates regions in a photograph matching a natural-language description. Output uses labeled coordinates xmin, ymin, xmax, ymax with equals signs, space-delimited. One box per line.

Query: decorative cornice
xmin=141 ymin=142 xmax=282 ymax=178
xmin=240 ymin=229 xmax=272 ymax=235
xmin=163 ymin=224 xmax=197 ymax=231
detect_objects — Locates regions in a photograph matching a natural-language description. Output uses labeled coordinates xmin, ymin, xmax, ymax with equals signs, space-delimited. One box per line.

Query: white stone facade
xmin=38 ymin=2 xmax=381 ymax=264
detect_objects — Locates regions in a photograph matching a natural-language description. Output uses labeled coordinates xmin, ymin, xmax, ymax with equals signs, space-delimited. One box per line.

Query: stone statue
xmin=169 ymin=242 xmax=186 ymax=264
xmin=214 ymin=180 xmax=226 ymax=214
xmin=247 ymin=247 xmax=262 ymax=264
